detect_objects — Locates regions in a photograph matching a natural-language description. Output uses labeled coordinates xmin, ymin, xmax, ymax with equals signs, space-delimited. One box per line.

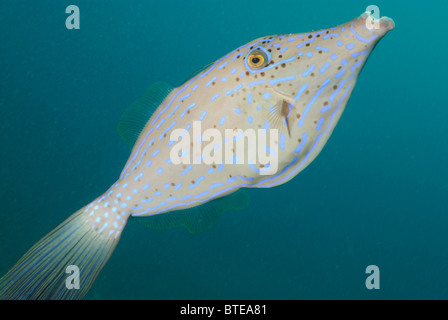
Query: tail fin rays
xmin=0 ymin=205 xmax=124 ymax=300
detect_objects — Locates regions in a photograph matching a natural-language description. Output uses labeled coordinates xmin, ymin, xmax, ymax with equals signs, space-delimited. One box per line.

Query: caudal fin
xmin=0 ymin=203 xmax=127 ymax=300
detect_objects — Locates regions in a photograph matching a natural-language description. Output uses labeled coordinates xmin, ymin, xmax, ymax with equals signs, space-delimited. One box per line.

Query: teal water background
xmin=0 ymin=0 xmax=447 ymax=299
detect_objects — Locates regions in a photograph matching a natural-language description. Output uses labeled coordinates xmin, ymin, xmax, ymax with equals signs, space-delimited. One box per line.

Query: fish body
xmin=0 ymin=11 xmax=394 ymax=299
xmin=114 ymin=12 xmax=394 ymax=218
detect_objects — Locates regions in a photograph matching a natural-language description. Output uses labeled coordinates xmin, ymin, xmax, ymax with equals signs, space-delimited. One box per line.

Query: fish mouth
xmin=355 ymin=11 xmax=395 ymax=37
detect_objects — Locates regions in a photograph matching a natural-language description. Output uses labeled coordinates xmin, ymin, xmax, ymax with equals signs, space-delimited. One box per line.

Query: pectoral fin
xmin=266 ymin=88 xmax=295 ymax=137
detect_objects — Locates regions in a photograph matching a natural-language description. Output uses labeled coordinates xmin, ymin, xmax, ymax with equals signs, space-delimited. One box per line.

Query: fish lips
xmin=353 ymin=11 xmax=395 ymax=39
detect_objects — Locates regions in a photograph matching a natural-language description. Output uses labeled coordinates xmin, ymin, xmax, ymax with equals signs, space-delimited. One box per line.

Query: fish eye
xmin=248 ymin=49 xmax=268 ymax=69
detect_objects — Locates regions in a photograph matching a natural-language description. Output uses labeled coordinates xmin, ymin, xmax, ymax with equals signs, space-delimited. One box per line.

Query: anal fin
xmin=130 ymin=190 xmax=250 ymax=234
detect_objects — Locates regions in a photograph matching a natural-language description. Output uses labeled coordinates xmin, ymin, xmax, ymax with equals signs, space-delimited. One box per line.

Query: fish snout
xmin=352 ymin=11 xmax=395 ymax=40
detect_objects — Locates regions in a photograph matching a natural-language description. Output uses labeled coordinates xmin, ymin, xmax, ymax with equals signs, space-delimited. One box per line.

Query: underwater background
xmin=0 ymin=0 xmax=447 ymax=299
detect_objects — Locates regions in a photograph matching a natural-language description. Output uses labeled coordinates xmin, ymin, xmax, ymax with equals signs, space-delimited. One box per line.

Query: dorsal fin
xmin=117 ymin=81 xmax=174 ymax=149
xmin=180 ymin=60 xmax=215 ymax=86
xmin=130 ymin=190 xmax=250 ymax=234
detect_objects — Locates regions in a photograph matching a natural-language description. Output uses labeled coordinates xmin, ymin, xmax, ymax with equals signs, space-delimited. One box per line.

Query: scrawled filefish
xmin=0 ymin=11 xmax=394 ymax=299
